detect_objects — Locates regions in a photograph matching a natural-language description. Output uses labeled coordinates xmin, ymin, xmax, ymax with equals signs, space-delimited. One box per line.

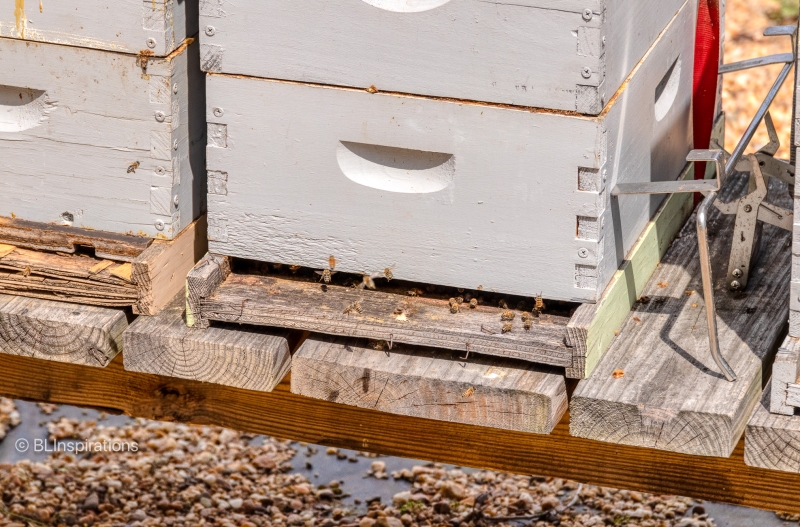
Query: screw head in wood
xmin=578 ymin=248 xmax=589 ymax=258
xmin=581 ymin=67 xmax=592 ymax=79
xmin=730 ymin=280 xmax=741 ymax=290
xmin=582 ymin=9 xmax=593 ymax=21
xmin=155 ymin=111 xmax=166 ymax=122
xmin=173 ymin=83 xmax=179 ymax=94
xmin=173 ymin=139 xmax=179 ymax=150
xmin=732 ymin=268 xmax=743 ymax=278
xmin=205 ymin=26 xmax=216 ymax=36
xmin=155 ymin=166 xmax=166 ymax=175
xmin=744 ymin=204 xmax=752 ymax=212
xmin=173 ymin=195 xmax=180 ymax=207
xmin=154 ymin=220 xmax=165 ymax=231
xmin=146 ymin=38 xmax=157 ymax=49
xmin=213 ymin=107 xmax=224 ymax=117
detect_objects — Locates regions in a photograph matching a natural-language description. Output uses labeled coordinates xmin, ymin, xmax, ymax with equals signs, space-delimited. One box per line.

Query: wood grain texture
xmin=185 ymin=253 xmax=230 ymax=329
xmin=2 ymin=352 xmax=800 ymax=514
xmin=571 ymin=173 xmax=791 ymax=457
xmin=199 ymin=0 xmax=685 ymax=114
xmin=565 ymin=163 xmax=695 ymax=379
xmin=124 ymin=293 xmax=292 ymax=392
xmin=0 ymin=0 xmax=197 ymax=57
xmin=770 ymin=336 xmax=800 ymax=415
xmin=745 ymin=382 xmax=800 ymax=474
xmin=205 ymin=1 xmax=694 ymax=303
xmin=0 ymin=245 xmax=138 ymax=307
xmin=133 ymin=216 xmax=208 ymax=315
xmin=0 ymin=36 xmax=205 ymax=240
xmin=0 ymin=294 xmax=126 ymax=367
xmin=291 ymin=335 xmax=567 ymax=434
xmin=196 ymin=273 xmax=575 ymax=369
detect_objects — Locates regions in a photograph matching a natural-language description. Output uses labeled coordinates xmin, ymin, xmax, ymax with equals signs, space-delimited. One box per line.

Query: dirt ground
xmin=723 ymin=0 xmax=798 ymax=157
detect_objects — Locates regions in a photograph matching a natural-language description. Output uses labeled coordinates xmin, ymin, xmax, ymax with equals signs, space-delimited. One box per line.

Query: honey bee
xmin=315 ymin=269 xmax=337 ymax=283
xmin=384 ymin=264 xmax=396 ymax=281
xmin=501 ymin=323 xmax=512 ymax=334
xmin=369 ymin=340 xmax=386 ymax=351
xmin=448 ymin=298 xmax=457 ymax=306
xmin=469 ymin=298 xmax=478 ymax=309
xmin=127 ymin=161 xmax=140 ymax=173
xmin=521 ymin=312 xmax=533 ymax=323
xmin=289 ymin=265 xmax=302 ymax=272
xmin=462 ymin=386 xmax=475 ymax=398
xmin=450 ymin=303 xmax=460 ymax=314
xmin=523 ymin=319 xmax=533 ymax=331
xmin=407 ymin=288 xmax=424 ymax=297
xmin=501 ymin=311 xmax=515 ymax=321
xmin=343 ymin=301 xmax=363 ymax=315
xmin=328 ymin=255 xmax=337 ymax=271
xmin=359 ymin=274 xmax=377 ymax=290
xmin=534 ymin=294 xmax=546 ymax=315
xmin=498 ymin=299 xmax=508 ymax=309
xmin=455 ymin=297 xmax=464 ymax=305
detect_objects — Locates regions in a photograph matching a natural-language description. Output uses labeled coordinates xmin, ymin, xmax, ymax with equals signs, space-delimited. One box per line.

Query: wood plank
xmin=0 ymin=294 xmax=127 ymax=367
xmin=1 ymin=353 xmax=800 ymax=514
xmin=192 ymin=267 xmax=575 ymax=370
xmin=185 ymin=252 xmax=231 ymax=329
xmin=786 ymin=383 xmax=800 ymax=407
xmin=291 ymin=335 xmax=567 ymax=434
xmin=0 ymin=245 xmax=139 ymax=306
xmin=571 ymin=172 xmax=791 ymax=457
xmin=132 ymin=216 xmax=208 ymax=315
xmin=770 ymin=336 xmax=800 ymax=415
xmin=124 ymin=293 xmax=293 ymax=392
xmin=566 ymin=163 xmax=695 ymax=378
xmin=745 ymin=382 xmax=800 ymax=474
xmin=0 ymin=217 xmax=151 ymax=261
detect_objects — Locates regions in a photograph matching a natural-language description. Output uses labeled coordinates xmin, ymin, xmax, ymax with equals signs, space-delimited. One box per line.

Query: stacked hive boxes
xmin=200 ymin=0 xmax=696 ymax=302
xmin=0 ymin=0 xmax=205 ymax=241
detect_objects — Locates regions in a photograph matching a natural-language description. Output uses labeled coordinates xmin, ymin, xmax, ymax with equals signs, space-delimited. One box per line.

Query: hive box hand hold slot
xmin=0 ymin=36 xmax=206 ymax=240
xmin=199 ymin=0 xmax=686 ymax=114
xmin=0 ymin=0 xmax=199 ymax=57
xmin=204 ymin=0 xmax=695 ymax=303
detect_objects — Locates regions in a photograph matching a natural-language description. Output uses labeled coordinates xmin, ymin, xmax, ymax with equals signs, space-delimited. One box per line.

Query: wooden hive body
xmin=0 ymin=0 xmax=198 ymax=57
xmin=204 ymin=0 xmax=695 ymax=303
xmin=0 ymin=37 xmax=206 ymax=240
xmin=199 ymin=0 xmax=687 ymax=114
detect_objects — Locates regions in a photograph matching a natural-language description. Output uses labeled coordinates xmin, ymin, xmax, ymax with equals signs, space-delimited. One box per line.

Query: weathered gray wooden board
xmin=187 ymin=254 xmax=577 ymax=370
xmin=205 ymin=0 xmax=694 ymax=303
xmin=199 ymin=0 xmax=687 ymax=114
xmin=770 ymin=336 xmax=800 ymax=415
xmin=571 ymin=173 xmax=792 ymax=457
xmin=745 ymin=382 xmax=800 ymax=474
xmin=788 ymin=24 xmax=800 ymax=338
xmin=0 ymin=294 xmax=127 ymax=367
xmin=0 ymin=36 xmax=205 ymax=240
xmin=124 ymin=294 xmax=292 ymax=392
xmin=0 ymin=0 xmax=197 ymax=57
xmin=291 ymin=335 xmax=567 ymax=434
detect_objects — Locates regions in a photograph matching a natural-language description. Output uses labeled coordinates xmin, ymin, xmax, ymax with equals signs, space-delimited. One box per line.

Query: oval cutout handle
xmin=337 ymin=141 xmax=455 ymax=193
xmin=0 ymin=85 xmax=53 ymax=132
xmin=361 ymin=0 xmax=452 ymax=13
xmin=654 ymin=57 xmax=681 ymax=122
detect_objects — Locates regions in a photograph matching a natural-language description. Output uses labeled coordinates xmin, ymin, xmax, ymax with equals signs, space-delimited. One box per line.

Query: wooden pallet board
xmin=570 ymin=172 xmax=791 ymax=457
xmin=186 ymin=254 xmax=575 ymax=372
xmin=0 ymin=294 xmax=127 ymax=367
xmin=770 ymin=336 xmax=800 ymax=415
xmin=124 ymin=293 xmax=295 ymax=392
xmin=745 ymin=382 xmax=800 ymax=474
xmin=291 ymin=335 xmax=567 ymax=434
xmin=2 ymin=352 xmax=800 ymax=514
xmin=0 ymin=217 xmax=206 ymax=315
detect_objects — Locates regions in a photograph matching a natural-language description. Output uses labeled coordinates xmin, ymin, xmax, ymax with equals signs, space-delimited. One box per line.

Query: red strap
xmin=693 ymin=0 xmax=721 ymax=191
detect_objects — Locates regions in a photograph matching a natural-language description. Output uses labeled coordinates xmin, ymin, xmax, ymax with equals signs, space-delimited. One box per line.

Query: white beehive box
xmin=0 ymin=37 xmax=206 ymax=240
xmin=204 ymin=0 xmax=695 ymax=303
xmin=0 ymin=0 xmax=198 ymax=57
xmin=199 ymin=0 xmax=687 ymax=114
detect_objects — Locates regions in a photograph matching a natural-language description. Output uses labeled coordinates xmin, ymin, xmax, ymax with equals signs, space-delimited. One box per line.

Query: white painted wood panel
xmin=205 ymin=0 xmax=694 ymax=302
xmin=0 ymin=37 xmax=206 ymax=240
xmin=198 ymin=0 xmax=687 ymax=114
xmin=0 ymin=0 xmax=197 ymax=57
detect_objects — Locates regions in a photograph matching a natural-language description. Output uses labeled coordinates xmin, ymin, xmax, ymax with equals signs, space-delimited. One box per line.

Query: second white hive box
xmin=204 ymin=0 xmax=695 ymax=302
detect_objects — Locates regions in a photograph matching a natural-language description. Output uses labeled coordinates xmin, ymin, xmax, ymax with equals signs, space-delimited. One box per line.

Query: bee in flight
xmin=315 ymin=255 xmax=338 ymax=284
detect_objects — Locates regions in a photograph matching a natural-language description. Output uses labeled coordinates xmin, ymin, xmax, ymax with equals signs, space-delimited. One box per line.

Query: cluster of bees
xmin=315 ymin=255 xmax=395 ymax=291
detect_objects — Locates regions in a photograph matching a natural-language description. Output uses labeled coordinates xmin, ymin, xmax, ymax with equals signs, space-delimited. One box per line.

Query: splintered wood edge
xmin=566 ymin=162 xmax=695 ymax=378
xmin=770 ymin=335 xmax=800 ymax=415
xmin=2 ymin=352 xmax=800 ymax=513
xmin=185 ymin=253 xmax=231 ymax=328
xmin=745 ymin=382 xmax=800 ymax=473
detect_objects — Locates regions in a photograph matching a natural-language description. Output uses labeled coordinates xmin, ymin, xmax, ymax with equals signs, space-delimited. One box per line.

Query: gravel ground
xmin=0 ymin=399 xmax=20 ymax=442
xmin=0 ymin=411 xmax=722 ymax=527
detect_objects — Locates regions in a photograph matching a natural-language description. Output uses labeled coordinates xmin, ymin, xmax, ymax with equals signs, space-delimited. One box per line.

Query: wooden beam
xmin=1 ymin=352 xmax=800 ymax=514
xmin=0 ymin=294 xmax=127 ymax=367
xmin=187 ymin=261 xmax=573 ymax=370
xmin=291 ymin=335 xmax=567 ymax=434
xmin=571 ymin=173 xmax=790 ymax=457
xmin=745 ymin=382 xmax=800 ymax=474
xmin=770 ymin=336 xmax=800 ymax=415
xmin=124 ymin=293 xmax=293 ymax=392
xmin=132 ymin=216 xmax=208 ymax=316
xmin=566 ymin=163 xmax=695 ymax=378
